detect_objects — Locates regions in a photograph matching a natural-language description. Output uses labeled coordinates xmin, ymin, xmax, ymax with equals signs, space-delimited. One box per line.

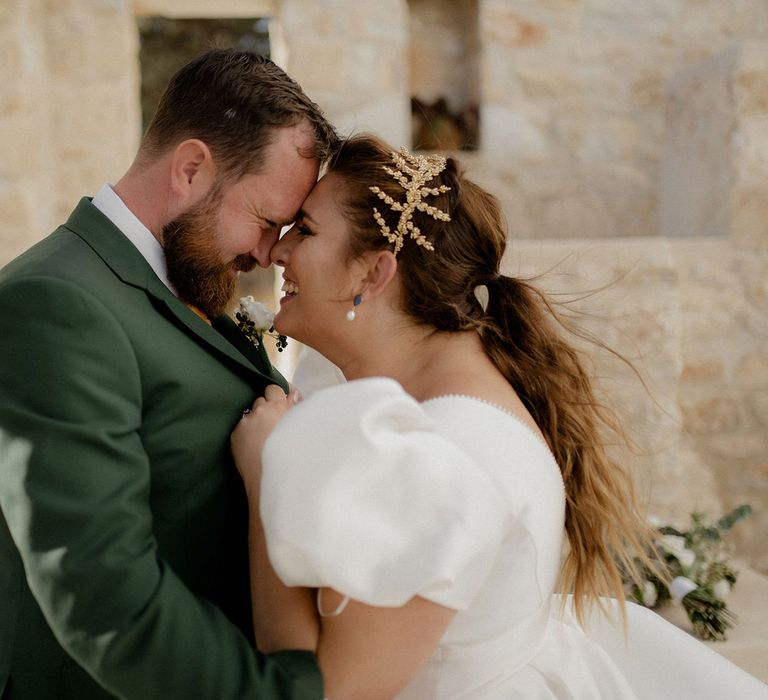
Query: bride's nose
xmin=270 ymin=226 xmax=294 ymax=267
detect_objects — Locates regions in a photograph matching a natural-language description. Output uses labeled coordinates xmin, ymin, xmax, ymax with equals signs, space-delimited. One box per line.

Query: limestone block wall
xmin=675 ymin=239 xmax=768 ymax=571
xmin=504 ymin=238 xmax=720 ymax=518
xmin=661 ymin=41 xmax=768 ymax=246
xmin=272 ymin=0 xmax=410 ymax=147
xmin=502 ymin=42 xmax=768 ymax=572
xmin=479 ymin=0 xmax=768 ymax=240
xmin=132 ymin=0 xmax=274 ymax=17
xmin=730 ymin=41 xmax=768 ymax=251
xmin=0 ymin=0 xmax=140 ymax=264
xmin=0 ymin=0 xmax=54 ymax=262
xmin=657 ymin=42 xmax=768 ymax=570
xmin=659 ymin=48 xmax=738 ymax=239
xmin=505 ymin=235 xmax=768 ymax=572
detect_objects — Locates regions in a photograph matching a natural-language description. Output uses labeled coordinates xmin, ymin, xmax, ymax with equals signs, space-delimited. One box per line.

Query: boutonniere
xmin=234 ymin=296 xmax=288 ymax=352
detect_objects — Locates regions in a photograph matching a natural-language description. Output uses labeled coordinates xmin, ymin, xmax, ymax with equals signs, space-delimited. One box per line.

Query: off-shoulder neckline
xmin=421 ymin=393 xmax=551 ymax=453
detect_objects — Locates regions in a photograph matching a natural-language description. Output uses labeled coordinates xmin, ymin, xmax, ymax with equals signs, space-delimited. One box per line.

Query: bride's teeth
xmin=281 ymin=281 xmax=299 ymax=295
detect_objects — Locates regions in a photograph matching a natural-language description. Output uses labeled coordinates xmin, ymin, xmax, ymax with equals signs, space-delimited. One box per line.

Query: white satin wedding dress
xmin=260 ymin=377 xmax=767 ymax=699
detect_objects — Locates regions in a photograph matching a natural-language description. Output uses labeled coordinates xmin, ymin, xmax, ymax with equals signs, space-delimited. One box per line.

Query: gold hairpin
xmin=369 ymin=147 xmax=451 ymax=256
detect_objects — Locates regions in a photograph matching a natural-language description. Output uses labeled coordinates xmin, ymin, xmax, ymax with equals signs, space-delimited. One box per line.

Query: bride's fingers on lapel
xmin=240 ymin=397 xmax=265 ymax=420
xmin=287 ymin=382 xmax=303 ymax=405
xmin=264 ymin=383 xmax=292 ymax=405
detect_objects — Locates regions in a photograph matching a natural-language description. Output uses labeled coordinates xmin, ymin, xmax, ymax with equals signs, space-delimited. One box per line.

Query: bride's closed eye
xmin=296 ymin=223 xmax=314 ymax=237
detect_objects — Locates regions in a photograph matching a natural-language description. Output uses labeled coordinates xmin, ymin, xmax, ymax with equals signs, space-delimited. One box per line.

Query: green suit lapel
xmin=212 ymin=314 xmax=287 ymax=388
xmin=63 ymin=198 xmax=287 ymax=391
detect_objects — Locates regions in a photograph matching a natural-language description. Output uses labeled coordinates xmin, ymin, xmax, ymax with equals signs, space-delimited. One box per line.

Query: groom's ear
xmin=169 ymin=139 xmax=216 ymax=207
xmin=361 ymin=250 xmax=398 ymax=300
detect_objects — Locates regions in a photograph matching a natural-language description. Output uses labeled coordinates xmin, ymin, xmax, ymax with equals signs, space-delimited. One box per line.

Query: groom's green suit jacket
xmin=0 ymin=200 xmax=322 ymax=699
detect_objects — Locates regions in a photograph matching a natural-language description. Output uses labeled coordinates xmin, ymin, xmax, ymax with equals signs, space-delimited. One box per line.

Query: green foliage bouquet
xmin=623 ymin=505 xmax=752 ymax=641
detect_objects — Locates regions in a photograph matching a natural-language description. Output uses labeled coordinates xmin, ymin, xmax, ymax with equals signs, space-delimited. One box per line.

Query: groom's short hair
xmin=140 ymin=48 xmax=338 ymax=179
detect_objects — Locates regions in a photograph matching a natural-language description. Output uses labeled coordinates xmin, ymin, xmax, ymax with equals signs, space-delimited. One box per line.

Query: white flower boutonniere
xmin=234 ymin=296 xmax=288 ymax=352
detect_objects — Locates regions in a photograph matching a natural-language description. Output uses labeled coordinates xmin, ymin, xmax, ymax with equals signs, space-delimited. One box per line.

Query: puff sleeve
xmin=260 ymin=377 xmax=507 ymax=610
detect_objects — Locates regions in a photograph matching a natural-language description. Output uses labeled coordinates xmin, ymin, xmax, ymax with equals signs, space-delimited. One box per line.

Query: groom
xmin=0 ymin=50 xmax=337 ymax=699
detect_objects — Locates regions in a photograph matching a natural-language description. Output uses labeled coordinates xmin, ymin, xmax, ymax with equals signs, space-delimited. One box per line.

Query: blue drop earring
xmin=346 ymin=294 xmax=362 ymax=321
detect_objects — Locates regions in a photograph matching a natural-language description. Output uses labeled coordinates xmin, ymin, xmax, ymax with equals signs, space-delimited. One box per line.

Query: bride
xmin=231 ymin=134 xmax=766 ymax=699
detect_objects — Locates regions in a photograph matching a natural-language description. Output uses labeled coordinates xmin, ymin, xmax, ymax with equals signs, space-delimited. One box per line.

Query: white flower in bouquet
xmin=641 ymin=580 xmax=658 ymax=607
xmin=670 ymin=576 xmax=698 ymax=603
xmin=712 ymin=579 xmax=731 ymax=601
xmin=659 ymin=534 xmax=696 ymax=569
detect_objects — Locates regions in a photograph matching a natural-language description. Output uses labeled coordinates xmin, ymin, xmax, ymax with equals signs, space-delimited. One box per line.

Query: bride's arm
xmin=315 ymin=591 xmax=455 ymax=699
xmin=246 ymin=484 xmax=320 ymax=653
xmin=232 ymin=385 xmax=318 ymax=652
xmin=247 ymin=519 xmax=455 ymax=698
xmin=249 ymin=514 xmax=455 ymax=698
xmin=232 ymin=386 xmax=457 ymax=699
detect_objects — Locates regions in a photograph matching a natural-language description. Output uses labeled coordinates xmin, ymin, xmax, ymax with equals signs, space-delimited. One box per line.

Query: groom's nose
xmin=251 ymin=230 xmax=279 ymax=268
xmin=270 ymin=227 xmax=293 ymax=267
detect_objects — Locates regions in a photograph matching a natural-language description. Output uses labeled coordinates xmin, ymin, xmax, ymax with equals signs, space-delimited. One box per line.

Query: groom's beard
xmin=163 ymin=187 xmax=257 ymax=319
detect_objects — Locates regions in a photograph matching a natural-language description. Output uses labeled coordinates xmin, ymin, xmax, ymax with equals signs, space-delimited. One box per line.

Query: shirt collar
xmin=91 ymin=183 xmax=177 ymax=295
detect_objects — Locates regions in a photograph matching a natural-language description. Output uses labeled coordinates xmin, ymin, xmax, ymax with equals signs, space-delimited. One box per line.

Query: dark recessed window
xmin=138 ymin=17 xmax=270 ymax=133
xmin=409 ymin=0 xmax=480 ymax=151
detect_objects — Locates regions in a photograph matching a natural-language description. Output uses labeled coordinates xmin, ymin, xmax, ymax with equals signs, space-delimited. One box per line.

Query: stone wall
xmin=479 ymin=0 xmax=768 ymax=240
xmin=0 ymin=0 xmax=140 ymax=259
xmin=503 ymin=40 xmax=768 ymax=570
xmin=272 ymin=0 xmax=410 ymax=147
xmin=660 ymin=41 xmax=768 ymax=245
xmin=675 ymin=239 xmax=768 ymax=571
xmin=0 ymin=0 xmax=53 ymax=261
xmin=661 ymin=42 xmax=768 ymax=570
xmin=505 ymin=234 xmax=768 ymax=572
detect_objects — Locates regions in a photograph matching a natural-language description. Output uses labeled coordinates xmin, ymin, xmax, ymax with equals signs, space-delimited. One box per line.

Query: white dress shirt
xmin=91 ymin=183 xmax=176 ymax=295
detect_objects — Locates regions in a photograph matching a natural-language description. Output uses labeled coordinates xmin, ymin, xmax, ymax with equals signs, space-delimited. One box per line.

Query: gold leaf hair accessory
xmin=369 ymin=147 xmax=451 ymax=256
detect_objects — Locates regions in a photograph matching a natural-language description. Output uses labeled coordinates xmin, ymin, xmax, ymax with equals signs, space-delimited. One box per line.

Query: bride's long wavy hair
xmin=328 ymin=134 xmax=660 ymax=623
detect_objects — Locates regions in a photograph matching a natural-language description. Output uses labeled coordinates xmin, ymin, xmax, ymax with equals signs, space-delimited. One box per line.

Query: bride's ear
xmin=360 ymin=250 xmax=398 ymax=300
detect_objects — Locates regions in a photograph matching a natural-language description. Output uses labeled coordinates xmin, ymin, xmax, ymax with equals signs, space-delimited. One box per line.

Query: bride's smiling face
xmin=270 ymin=173 xmax=368 ymax=348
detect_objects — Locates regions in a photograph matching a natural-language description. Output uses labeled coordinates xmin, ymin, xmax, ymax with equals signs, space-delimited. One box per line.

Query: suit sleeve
xmin=0 ymin=276 xmax=322 ymax=699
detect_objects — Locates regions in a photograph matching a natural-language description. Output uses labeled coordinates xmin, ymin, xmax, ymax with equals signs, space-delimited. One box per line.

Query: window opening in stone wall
xmin=138 ymin=17 xmax=270 ymax=133
xmin=137 ymin=17 xmax=272 ymax=304
xmin=409 ymin=0 xmax=480 ymax=151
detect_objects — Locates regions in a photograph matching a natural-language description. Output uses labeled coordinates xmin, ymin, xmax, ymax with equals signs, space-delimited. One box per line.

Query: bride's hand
xmin=231 ymin=383 xmax=300 ymax=498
